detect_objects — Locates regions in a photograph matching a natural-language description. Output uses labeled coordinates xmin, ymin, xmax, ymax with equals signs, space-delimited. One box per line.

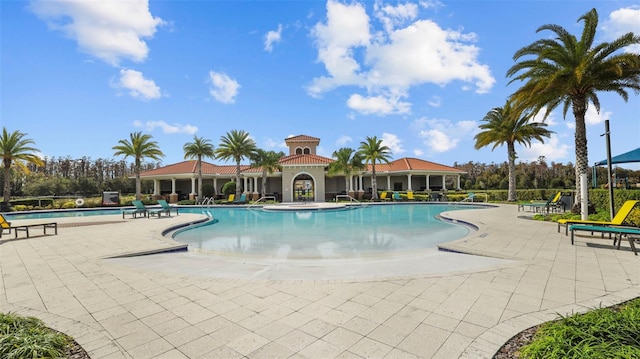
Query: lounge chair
xmin=461 ymin=192 xmax=475 ymax=202
xmin=218 ymin=194 xmax=235 ymax=204
xmin=122 ymin=200 xmax=148 ymax=218
xmin=0 ymin=213 xmax=57 ymax=239
xmin=148 ymin=199 xmax=176 ymax=217
xmin=518 ymin=192 xmax=562 ymax=213
xmin=406 ymin=191 xmax=416 ymax=201
xmin=233 ymin=193 xmax=247 ymax=204
xmin=378 ymin=192 xmax=390 ymax=201
xmin=558 ymin=200 xmax=639 ymax=235
xmin=392 ymin=191 xmax=402 ymax=201
xmin=569 ymin=224 xmax=638 ymax=255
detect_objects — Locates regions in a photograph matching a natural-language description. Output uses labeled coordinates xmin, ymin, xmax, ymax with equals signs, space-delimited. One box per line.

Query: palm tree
xmin=474 ymin=102 xmax=553 ymax=202
xmin=112 ymin=132 xmax=164 ymax=201
xmin=250 ymin=149 xmax=284 ymax=197
xmin=215 ymin=130 xmax=257 ymax=198
xmin=327 ymin=147 xmax=364 ymax=196
xmin=506 ymin=8 xmax=640 ymax=208
xmin=183 ymin=135 xmax=215 ymax=203
xmin=0 ymin=128 xmax=44 ymax=209
xmin=358 ymin=136 xmax=392 ymax=200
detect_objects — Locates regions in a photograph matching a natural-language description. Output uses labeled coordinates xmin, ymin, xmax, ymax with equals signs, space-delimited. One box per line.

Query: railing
xmin=246 ymin=196 xmax=277 ymax=209
xmin=335 ymin=195 xmax=367 ymax=207
xmin=199 ymin=197 xmax=215 ymax=205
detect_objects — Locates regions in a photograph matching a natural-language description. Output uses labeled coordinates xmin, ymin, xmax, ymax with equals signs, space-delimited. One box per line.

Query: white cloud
xmin=427 ymin=96 xmax=442 ymax=107
xmin=413 ymin=148 xmax=424 ymax=156
xmin=264 ymin=24 xmax=283 ymax=52
xmin=208 ymin=71 xmax=240 ymax=104
xmin=112 ymin=69 xmax=162 ymax=100
xmin=531 ymin=107 xmax=558 ymax=126
xmin=336 ymin=135 xmax=353 ymax=146
xmin=264 ymin=138 xmax=288 ymax=149
xmin=519 ymin=134 xmax=570 ymax=162
xmin=381 ymin=132 xmax=404 ymax=154
xmin=308 ymin=0 xmax=495 ymax=112
xmin=602 ymin=6 xmax=640 ymax=53
xmin=30 ymin=0 xmax=164 ymax=66
xmin=585 ymin=106 xmax=611 ymax=126
xmin=133 ymin=120 xmax=197 ymax=135
xmin=347 ymin=93 xmax=411 ymax=115
xmin=415 ymin=117 xmax=476 ymax=153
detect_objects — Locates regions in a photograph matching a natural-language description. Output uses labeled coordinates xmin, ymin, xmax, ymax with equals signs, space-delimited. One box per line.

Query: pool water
xmin=174 ymin=204 xmax=481 ymax=259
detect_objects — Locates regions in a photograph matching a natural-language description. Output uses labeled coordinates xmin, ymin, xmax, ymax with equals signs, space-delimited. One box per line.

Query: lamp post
xmin=603 ymin=120 xmax=615 ymax=220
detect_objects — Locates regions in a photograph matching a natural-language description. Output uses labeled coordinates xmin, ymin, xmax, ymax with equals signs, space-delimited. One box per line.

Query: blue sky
xmin=2 ymin=0 xmax=639 ymax=169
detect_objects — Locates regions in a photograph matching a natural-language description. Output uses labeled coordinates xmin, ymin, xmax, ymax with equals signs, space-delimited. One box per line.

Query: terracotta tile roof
xmin=284 ymin=134 xmax=320 ymax=143
xmin=140 ymin=160 xmax=247 ymax=176
xmin=369 ymin=158 xmax=463 ymax=173
xmin=279 ymin=154 xmax=334 ymax=166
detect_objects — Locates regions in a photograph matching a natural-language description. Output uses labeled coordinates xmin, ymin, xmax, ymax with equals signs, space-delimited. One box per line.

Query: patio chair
xmin=148 ymin=199 xmax=176 ymax=217
xmin=558 ymin=200 xmax=639 ymax=235
xmin=218 ymin=194 xmax=235 ymax=204
xmin=378 ymin=192 xmax=390 ymax=201
xmin=0 ymin=213 xmax=57 ymax=239
xmin=518 ymin=191 xmax=562 ymax=213
xmin=406 ymin=191 xmax=416 ymax=201
xmin=392 ymin=192 xmax=402 ymax=201
xmin=122 ymin=200 xmax=148 ymax=219
xmin=568 ymin=224 xmax=638 ymax=255
xmin=233 ymin=193 xmax=247 ymax=204
xmin=461 ymin=192 xmax=475 ymax=202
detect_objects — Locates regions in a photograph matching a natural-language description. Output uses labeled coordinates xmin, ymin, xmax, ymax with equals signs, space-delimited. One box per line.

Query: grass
xmin=0 ymin=312 xmax=71 ymax=359
xmin=519 ymin=297 xmax=640 ymax=358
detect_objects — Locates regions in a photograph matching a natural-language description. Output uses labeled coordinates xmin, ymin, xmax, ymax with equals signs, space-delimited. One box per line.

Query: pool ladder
xmin=246 ymin=196 xmax=277 ymax=209
xmin=199 ymin=197 xmax=215 ymax=206
xmin=334 ymin=195 xmax=367 ymax=208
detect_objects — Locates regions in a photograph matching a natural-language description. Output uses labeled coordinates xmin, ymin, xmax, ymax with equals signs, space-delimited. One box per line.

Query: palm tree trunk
xmin=507 ymin=142 xmax=517 ymax=202
xmin=235 ymin=161 xmax=242 ymax=198
xmin=572 ymin=98 xmax=589 ymax=211
xmin=371 ymin=163 xmax=378 ymax=200
xmin=3 ymin=160 xmax=11 ymax=204
xmin=197 ymin=155 xmax=203 ymax=203
xmin=135 ymin=158 xmax=142 ymax=201
xmin=262 ymin=169 xmax=267 ymax=197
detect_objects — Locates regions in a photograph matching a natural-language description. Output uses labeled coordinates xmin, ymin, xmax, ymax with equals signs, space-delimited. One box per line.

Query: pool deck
xmin=1 ymin=204 xmax=639 ymax=358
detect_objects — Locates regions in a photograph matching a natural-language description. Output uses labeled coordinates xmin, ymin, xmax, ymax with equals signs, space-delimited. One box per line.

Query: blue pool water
xmin=174 ymin=204 xmax=482 ymax=259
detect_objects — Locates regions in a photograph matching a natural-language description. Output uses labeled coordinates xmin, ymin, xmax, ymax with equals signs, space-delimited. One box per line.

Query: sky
xmin=1 ymin=0 xmax=639 ymax=170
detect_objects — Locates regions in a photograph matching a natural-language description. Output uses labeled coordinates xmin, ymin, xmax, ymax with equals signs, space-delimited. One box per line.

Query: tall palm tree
xmin=215 ymin=130 xmax=257 ymax=198
xmin=183 ymin=135 xmax=215 ymax=203
xmin=0 ymin=128 xmax=44 ymax=208
xmin=250 ymin=149 xmax=284 ymax=197
xmin=112 ymin=132 xmax=164 ymax=201
xmin=506 ymin=8 xmax=640 ymax=208
xmin=474 ymin=102 xmax=553 ymax=202
xmin=327 ymin=147 xmax=364 ymax=195
xmin=358 ymin=136 xmax=392 ymax=200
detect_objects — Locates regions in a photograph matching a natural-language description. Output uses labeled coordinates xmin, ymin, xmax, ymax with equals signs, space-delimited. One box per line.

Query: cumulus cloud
xmin=336 ymin=135 xmax=353 ymax=146
xmin=519 ymin=134 xmax=570 ymax=162
xmin=133 ymin=120 xmax=197 ymax=134
xmin=30 ymin=0 xmax=164 ymax=66
xmin=564 ymin=106 xmax=612 ymax=129
xmin=264 ymin=24 xmax=283 ymax=52
xmin=111 ymin=69 xmax=162 ymax=100
xmin=602 ymin=6 xmax=640 ymax=53
xmin=415 ymin=117 xmax=477 ymax=153
xmin=208 ymin=71 xmax=240 ymax=104
xmin=347 ymin=94 xmax=411 ymax=115
xmin=381 ymin=132 xmax=404 ymax=154
xmin=308 ymin=0 xmax=495 ymax=115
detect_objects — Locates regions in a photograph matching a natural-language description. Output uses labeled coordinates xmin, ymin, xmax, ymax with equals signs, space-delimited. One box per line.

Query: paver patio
xmin=1 ymin=204 xmax=639 ymax=358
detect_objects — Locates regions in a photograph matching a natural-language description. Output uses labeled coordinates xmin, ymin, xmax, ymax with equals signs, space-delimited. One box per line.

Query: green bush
xmin=0 ymin=312 xmax=70 ymax=359
xmin=519 ymin=298 xmax=640 ymax=358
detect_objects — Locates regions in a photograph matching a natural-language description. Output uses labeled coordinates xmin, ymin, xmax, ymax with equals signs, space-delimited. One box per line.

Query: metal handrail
xmin=246 ymin=196 xmax=277 ymax=209
xmin=335 ymin=195 xmax=367 ymax=207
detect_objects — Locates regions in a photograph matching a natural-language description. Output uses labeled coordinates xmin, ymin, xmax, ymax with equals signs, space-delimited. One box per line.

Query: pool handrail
xmin=335 ymin=195 xmax=367 ymax=207
xmin=246 ymin=196 xmax=277 ymax=209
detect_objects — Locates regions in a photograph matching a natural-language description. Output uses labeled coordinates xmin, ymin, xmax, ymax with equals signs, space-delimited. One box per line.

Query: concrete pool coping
xmin=2 ymin=203 xmax=639 ymax=358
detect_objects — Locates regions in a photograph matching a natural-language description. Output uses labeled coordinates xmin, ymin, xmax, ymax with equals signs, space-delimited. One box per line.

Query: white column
xmin=348 ymin=175 xmax=353 ymax=192
xmin=153 ymin=180 xmax=160 ymax=195
xmin=426 ymin=175 xmax=430 ymax=191
xmin=442 ymin=175 xmax=447 ymax=190
xmin=358 ymin=175 xmax=363 ymax=192
xmin=190 ymin=177 xmax=197 ymax=195
xmin=243 ymin=177 xmax=248 ymax=193
xmin=253 ymin=177 xmax=259 ymax=195
xmin=386 ymin=175 xmax=391 ymax=191
xmin=457 ymin=175 xmax=461 ymax=190
xmin=407 ymin=174 xmax=413 ymax=191
xmin=213 ymin=178 xmax=218 ymax=195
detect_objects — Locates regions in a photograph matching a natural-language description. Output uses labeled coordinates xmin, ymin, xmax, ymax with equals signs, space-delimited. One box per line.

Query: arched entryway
xmin=293 ymin=174 xmax=315 ymax=202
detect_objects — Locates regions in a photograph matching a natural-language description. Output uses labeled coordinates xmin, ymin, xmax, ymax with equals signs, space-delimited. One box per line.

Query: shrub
xmin=0 ymin=312 xmax=70 ymax=359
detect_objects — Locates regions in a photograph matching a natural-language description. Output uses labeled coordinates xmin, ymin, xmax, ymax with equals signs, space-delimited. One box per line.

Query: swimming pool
xmin=174 ymin=204 xmax=483 ymax=259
